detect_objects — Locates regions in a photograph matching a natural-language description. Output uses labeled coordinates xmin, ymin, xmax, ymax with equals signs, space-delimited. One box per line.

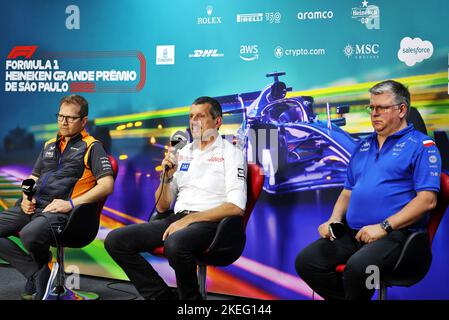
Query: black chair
xmin=434 ymin=130 xmax=449 ymax=173
xmin=43 ymin=155 xmax=118 ymax=300
xmin=407 ymin=106 xmax=427 ymax=135
xmin=152 ymin=163 xmax=265 ymax=299
xmin=335 ymin=173 xmax=449 ymax=299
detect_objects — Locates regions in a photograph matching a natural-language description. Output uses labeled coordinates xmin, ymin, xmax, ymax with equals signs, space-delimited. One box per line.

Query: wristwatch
xmin=380 ymin=219 xmax=393 ymax=233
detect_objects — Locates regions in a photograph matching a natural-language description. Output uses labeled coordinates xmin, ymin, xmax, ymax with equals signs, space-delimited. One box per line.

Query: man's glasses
xmin=56 ymin=113 xmax=84 ymax=123
xmin=365 ymin=103 xmax=403 ymax=114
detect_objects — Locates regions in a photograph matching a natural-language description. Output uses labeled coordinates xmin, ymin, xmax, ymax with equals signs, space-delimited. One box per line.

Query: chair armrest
xmin=196 ymin=215 xmax=246 ymax=267
xmin=382 ymin=231 xmax=432 ymax=286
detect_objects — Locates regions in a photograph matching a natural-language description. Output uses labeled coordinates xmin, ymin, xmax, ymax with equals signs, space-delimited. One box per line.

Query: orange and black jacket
xmin=31 ymin=129 xmax=114 ymax=208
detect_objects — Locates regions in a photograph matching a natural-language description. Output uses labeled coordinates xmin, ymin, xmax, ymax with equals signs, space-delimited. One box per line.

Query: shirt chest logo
xmin=180 ymin=163 xmax=190 ymax=171
xmin=44 ymin=150 xmax=55 ymax=159
xmin=360 ymin=141 xmax=370 ymax=152
xmin=207 ymin=156 xmax=224 ymax=162
xmin=392 ymin=142 xmax=406 ymax=156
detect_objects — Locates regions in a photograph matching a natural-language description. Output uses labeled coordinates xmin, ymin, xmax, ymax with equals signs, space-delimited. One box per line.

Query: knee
xmin=295 ymin=248 xmax=312 ymax=279
xmin=343 ymin=259 xmax=370 ymax=284
xmin=19 ymin=227 xmax=41 ymax=252
xmin=104 ymin=228 xmax=129 ymax=254
xmin=163 ymin=236 xmax=188 ymax=263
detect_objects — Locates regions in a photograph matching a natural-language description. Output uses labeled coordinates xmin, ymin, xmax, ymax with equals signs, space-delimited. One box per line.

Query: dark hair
xmin=59 ymin=94 xmax=89 ymax=117
xmin=369 ymin=80 xmax=411 ymax=116
xmin=192 ymin=96 xmax=222 ymax=119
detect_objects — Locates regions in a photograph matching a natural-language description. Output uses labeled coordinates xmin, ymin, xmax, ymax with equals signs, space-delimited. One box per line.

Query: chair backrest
xmin=243 ymin=163 xmax=264 ymax=229
xmin=428 ymin=172 xmax=449 ymax=244
xmin=407 ymin=106 xmax=428 ymax=135
xmin=60 ymin=154 xmax=118 ymax=247
xmin=434 ymin=131 xmax=449 ymax=172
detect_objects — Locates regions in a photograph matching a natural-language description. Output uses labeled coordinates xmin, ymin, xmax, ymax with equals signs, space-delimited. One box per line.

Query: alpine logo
xmin=360 ymin=141 xmax=371 ymax=152
xmin=188 ymin=49 xmax=224 ymax=58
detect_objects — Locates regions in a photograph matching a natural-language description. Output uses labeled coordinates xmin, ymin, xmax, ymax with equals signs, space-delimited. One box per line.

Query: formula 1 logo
xmin=7 ymin=46 xmax=38 ymax=59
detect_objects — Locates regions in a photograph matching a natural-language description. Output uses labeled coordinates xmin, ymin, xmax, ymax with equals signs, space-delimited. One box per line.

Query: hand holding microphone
xmin=160 ymin=130 xmax=188 ymax=181
xmin=161 ymin=151 xmax=178 ymax=179
xmin=21 ymin=178 xmax=36 ymax=215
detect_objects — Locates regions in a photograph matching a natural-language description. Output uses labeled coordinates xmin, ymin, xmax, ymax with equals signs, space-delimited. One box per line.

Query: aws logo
xmin=239 ymin=45 xmax=259 ymax=61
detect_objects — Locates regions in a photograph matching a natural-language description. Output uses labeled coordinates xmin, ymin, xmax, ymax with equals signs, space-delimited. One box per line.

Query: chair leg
xmin=378 ymin=283 xmax=387 ymax=300
xmin=197 ymin=264 xmax=207 ymax=300
xmin=43 ymin=246 xmax=100 ymax=300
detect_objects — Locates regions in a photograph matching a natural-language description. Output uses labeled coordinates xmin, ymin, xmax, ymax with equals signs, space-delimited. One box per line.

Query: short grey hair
xmin=369 ymin=80 xmax=410 ymax=116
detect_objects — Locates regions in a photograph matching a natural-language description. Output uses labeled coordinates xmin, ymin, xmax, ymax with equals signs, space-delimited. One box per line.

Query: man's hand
xmin=355 ymin=224 xmax=387 ymax=244
xmin=162 ymin=216 xmax=194 ymax=241
xmin=43 ymin=199 xmax=72 ymax=214
xmin=318 ymin=220 xmax=343 ymax=239
xmin=21 ymin=195 xmax=36 ymax=215
xmin=318 ymin=221 xmax=332 ymax=239
xmin=161 ymin=148 xmax=178 ymax=179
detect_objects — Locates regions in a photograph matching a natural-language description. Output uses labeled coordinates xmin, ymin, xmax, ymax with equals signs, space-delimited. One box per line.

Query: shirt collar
xmin=189 ymin=134 xmax=223 ymax=152
xmin=371 ymin=124 xmax=414 ymax=140
xmin=56 ymin=128 xmax=88 ymax=144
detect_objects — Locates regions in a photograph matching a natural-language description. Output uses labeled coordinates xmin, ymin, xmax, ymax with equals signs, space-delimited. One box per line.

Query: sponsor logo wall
xmin=1 ymin=0 xmax=448 ymax=300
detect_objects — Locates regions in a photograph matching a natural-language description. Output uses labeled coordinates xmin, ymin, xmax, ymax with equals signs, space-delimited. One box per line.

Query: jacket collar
xmin=371 ymin=123 xmax=414 ymax=141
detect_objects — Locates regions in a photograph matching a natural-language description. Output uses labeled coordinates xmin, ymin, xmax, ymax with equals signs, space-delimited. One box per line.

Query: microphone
xmin=22 ymin=179 xmax=36 ymax=201
xmin=165 ymin=130 xmax=188 ymax=171
xmin=329 ymin=221 xmax=361 ymax=248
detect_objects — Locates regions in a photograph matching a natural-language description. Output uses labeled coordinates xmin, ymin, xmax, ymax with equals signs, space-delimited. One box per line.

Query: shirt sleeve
xmin=87 ymin=142 xmax=114 ymax=180
xmin=169 ymin=172 xmax=179 ymax=202
xmin=31 ymin=147 xmax=44 ymax=178
xmin=413 ymin=142 xmax=441 ymax=193
xmin=224 ymin=146 xmax=247 ymax=210
xmin=343 ymin=154 xmax=356 ymax=190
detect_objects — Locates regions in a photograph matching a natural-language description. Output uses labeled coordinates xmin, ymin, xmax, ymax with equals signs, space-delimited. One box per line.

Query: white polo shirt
xmin=170 ymin=135 xmax=247 ymax=213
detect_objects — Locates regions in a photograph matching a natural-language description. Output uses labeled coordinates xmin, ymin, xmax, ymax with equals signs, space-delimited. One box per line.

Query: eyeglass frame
xmin=365 ymin=103 xmax=404 ymax=114
xmin=56 ymin=113 xmax=86 ymax=123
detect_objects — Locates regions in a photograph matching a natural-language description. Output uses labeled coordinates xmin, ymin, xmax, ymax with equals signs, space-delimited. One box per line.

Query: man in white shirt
xmin=105 ymin=97 xmax=247 ymax=300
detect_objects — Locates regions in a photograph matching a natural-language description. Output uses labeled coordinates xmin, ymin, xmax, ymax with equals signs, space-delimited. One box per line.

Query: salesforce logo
xmin=297 ymin=10 xmax=334 ymax=20
xmin=397 ymin=37 xmax=433 ymax=67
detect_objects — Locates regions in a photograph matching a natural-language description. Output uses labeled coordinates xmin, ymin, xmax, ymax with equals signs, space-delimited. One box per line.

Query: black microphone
xmin=21 ymin=179 xmax=36 ymax=201
xmin=165 ymin=130 xmax=188 ymax=171
xmin=329 ymin=221 xmax=361 ymax=248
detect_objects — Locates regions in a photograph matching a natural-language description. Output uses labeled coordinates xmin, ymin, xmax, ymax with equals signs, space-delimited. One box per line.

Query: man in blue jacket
xmin=295 ymin=80 xmax=441 ymax=300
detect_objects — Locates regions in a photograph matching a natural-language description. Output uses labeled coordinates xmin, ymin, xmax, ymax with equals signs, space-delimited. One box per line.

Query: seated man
xmin=0 ymin=95 xmax=115 ymax=300
xmin=295 ymin=80 xmax=441 ymax=300
xmin=105 ymin=96 xmax=247 ymax=300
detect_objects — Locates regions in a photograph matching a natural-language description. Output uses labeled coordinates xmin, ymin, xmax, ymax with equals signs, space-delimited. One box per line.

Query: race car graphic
xmin=221 ymin=72 xmax=359 ymax=194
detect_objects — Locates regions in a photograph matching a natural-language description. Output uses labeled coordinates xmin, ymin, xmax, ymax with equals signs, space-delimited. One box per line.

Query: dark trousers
xmin=295 ymin=229 xmax=413 ymax=300
xmin=104 ymin=211 xmax=218 ymax=300
xmin=0 ymin=206 xmax=69 ymax=279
